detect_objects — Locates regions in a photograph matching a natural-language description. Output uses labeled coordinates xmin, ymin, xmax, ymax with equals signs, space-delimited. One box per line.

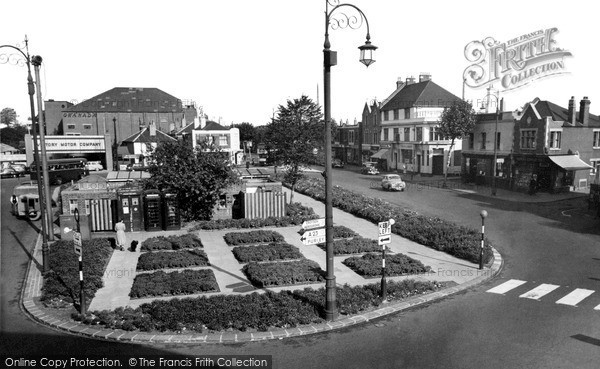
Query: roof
xmin=122 ymin=127 xmax=177 ymax=143
xmin=523 ymin=98 xmax=600 ymax=126
xmin=0 ymin=143 xmax=19 ymax=153
xmin=176 ymin=122 xmax=195 ymax=135
xmin=201 ymin=121 xmax=228 ymax=131
xmin=371 ymin=149 xmax=389 ymax=159
xmin=106 ymin=171 xmax=151 ymax=181
xmin=67 ymin=87 xmax=182 ymax=113
xmin=548 ymin=155 xmax=594 ymax=171
xmin=381 ymin=80 xmax=461 ymax=111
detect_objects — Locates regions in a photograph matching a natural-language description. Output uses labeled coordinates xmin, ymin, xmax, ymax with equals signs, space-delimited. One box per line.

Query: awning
xmin=370 ymin=149 xmax=389 ymax=159
xmin=548 ymin=155 xmax=593 ymax=171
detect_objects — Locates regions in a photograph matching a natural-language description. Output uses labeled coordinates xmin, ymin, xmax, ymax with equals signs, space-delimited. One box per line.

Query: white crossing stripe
xmin=519 ymin=284 xmax=560 ymax=300
xmin=486 ymin=279 xmax=527 ymax=294
xmin=555 ymin=289 xmax=594 ymax=306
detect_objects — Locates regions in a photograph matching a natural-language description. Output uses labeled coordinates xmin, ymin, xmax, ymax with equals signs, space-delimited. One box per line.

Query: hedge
xmin=243 ymin=259 xmax=325 ymax=287
xmin=343 ymin=253 xmax=431 ymax=277
xmin=129 ymin=269 xmax=219 ymax=299
xmin=289 ymin=177 xmax=493 ymax=264
xmin=80 ymin=280 xmax=445 ymax=332
xmin=136 ymin=249 xmax=210 ymax=271
xmin=41 ymin=238 xmax=113 ymax=306
xmin=223 ymin=230 xmax=285 ymax=246
xmin=232 ymin=243 xmax=303 ymax=263
xmin=141 ymin=234 xmax=203 ymax=251
xmin=317 ymin=237 xmax=380 ymax=255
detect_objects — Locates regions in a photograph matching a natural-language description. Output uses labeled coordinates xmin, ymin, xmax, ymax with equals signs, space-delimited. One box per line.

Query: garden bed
xmin=242 ymin=259 xmax=325 ymax=288
xmin=232 ymin=243 xmax=303 ymax=263
xmin=141 ymin=234 xmax=203 ymax=251
xmin=317 ymin=237 xmax=379 ymax=255
xmin=129 ymin=269 xmax=219 ymax=299
xmin=136 ymin=249 xmax=210 ymax=271
xmin=223 ymin=230 xmax=285 ymax=246
xmin=343 ymin=253 xmax=431 ymax=277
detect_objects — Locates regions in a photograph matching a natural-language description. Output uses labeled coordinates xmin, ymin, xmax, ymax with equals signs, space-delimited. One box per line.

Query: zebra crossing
xmin=486 ymin=279 xmax=600 ymax=310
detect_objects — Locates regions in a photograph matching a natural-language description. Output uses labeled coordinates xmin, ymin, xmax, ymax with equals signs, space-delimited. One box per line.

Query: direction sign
xmin=302 ymin=218 xmax=325 ymax=230
xmin=378 ymin=221 xmax=391 ymax=236
xmin=303 ymin=228 xmax=325 ymax=238
xmin=301 ymin=235 xmax=326 ymax=246
xmin=73 ymin=231 xmax=82 ymax=256
xmin=378 ymin=235 xmax=391 ymax=245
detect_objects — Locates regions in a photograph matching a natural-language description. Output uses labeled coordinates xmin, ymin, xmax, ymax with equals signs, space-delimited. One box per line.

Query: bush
xmin=129 ymin=269 xmax=219 ymax=299
xmin=223 ymin=230 xmax=285 ymax=246
xmin=343 ymin=253 xmax=431 ymax=277
xmin=141 ymin=234 xmax=203 ymax=251
xmin=232 ymin=243 xmax=303 ymax=263
xmin=317 ymin=237 xmax=379 ymax=255
xmin=289 ymin=177 xmax=494 ymax=264
xmin=41 ymin=238 xmax=113 ymax=306
xmin=136 ymin=249 xmax=210 ymax=271
xmin=243 ymin=260 xmax=325 ymax=287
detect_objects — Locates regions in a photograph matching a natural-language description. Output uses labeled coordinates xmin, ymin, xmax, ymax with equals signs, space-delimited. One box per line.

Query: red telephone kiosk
xmin=116 ymin=186 xmax=143 ymax=232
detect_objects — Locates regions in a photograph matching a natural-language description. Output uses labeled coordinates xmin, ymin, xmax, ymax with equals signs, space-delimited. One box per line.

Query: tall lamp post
xmin=112 ymin=117 xmax=118 ymax=170
xmin=1 ymin=37 xmax=51 ymax=271
xmin=483 ymin=86 xmax=500 ymax=196
xmin=323 ymin=0 xmax=377 ymax=321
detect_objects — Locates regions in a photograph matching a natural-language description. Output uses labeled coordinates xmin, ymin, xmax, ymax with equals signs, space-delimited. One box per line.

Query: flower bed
xmin=41 ymin=238 xmax=113 ymax=306
xmin=343 ymin=253 xmax=431 ymax=277
xmin=189 ymin=202 xmax=318 ymax=231
xmin=317 ymin=237 xmax=379 ymax=255
xmin=80 ymin=280 xmax=445 ymax=332
xmin=223 ymin=230 xmax=285 ymax=246
xmin=141 ymin=234 xmax=203 ymax=251
xmin=129 ymin=269 xmax=219 ymax=299
xmin=136 ymin=249 xmax=210 ymax=271
xmin=232 ymin=243 xmax=303 ymax=263
xmin=242 ymin=259 xmax=325 ymax=288
xmin=289 ymin=177 xmax=493 ymax=264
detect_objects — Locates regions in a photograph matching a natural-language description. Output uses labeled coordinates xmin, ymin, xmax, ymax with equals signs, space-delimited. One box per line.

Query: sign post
xmin=73 ymin=209 xmax=85 ymax=315
xmin=301 ymin=218 xmax=326 ymax=246
xmin=378 ymin=219 xmax=395 ymax=301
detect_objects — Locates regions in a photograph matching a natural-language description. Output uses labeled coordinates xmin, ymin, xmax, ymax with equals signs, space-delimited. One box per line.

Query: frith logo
xmin=463 ymin=27 xmax=572 ymax=92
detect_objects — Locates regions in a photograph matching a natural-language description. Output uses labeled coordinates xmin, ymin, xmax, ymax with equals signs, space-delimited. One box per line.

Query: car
xmin=361 ymin=164 xmax=379 ymax=175
xmin=1 ymin=167 xmax=19 ymax=178
xmin=10 ymin=164 xmax=28 ymax=175
xmin=381 ymin=174 xmax=406 ymax=191
xmin=85 ymin=161 xmax=103 ymax=171
xmin=332 ymin=158 xmax=344 ymax=168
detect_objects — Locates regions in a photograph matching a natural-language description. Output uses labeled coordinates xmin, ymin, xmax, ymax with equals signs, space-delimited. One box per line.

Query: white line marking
xmin=519 ymin=284 xmax=560 ymax=300
xmin=486 ymin=279 xmax=527 ymax=294
xmin=556 ymin=289 xmax=594 ymax=306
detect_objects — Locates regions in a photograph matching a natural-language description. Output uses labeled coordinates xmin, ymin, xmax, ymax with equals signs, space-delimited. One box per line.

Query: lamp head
xmin=480 ymin=210 xmax=488 ymax=219
xmin=358 ymin=40 xmax=377 ymax=67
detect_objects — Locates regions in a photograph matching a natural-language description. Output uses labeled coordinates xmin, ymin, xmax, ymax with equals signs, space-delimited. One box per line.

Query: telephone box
xmin=117 ymin=186 xmax=143 ymax=232
xmin=143 ymin=190 xmax=163 ymax=231
xmin=163 ymin=193 xmax=181 ymax=230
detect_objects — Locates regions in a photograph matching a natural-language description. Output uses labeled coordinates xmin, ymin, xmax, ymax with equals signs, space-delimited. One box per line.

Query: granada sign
xmin=463 ymin=27 xmax=572 ymax=92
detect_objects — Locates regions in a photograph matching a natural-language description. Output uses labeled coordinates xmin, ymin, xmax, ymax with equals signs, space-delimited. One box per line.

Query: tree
xmin=233 ymin=122 xmax=255 ymax=147
xmin=265 ymin=95 xmax=324 ymax=202
xmin=142 ymin=140 xmax=239 ymax=221
xmin=1 ymin=108 xmax=18 ymax=128
xmin=437 ymin=100 xmax=476 ymax=183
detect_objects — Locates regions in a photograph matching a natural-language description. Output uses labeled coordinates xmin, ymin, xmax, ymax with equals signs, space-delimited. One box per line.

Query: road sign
xmin=378 ymin=221 xmax=391 ymax=236
xmin=301 ymin=235 xmax=326 ymax=246
xmin=378 ymin=235 xmax=391 ymax=245
xmin=73 ymin=231 xmax=82 ymax=256
xmin=303 ymin=228 xmax=325 ymax=238
xmin=302 ymin=218 xmax=325 ymax=230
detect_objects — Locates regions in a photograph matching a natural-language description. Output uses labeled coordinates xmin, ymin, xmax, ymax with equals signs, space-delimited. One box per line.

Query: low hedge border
xmin=232 ymin=243 xmax=304 ymax=263
xmin=141 ymin=234 xmax=203 ymax=251
xmin=136 ymin=249 xmax=210 ymax=271
xmin=343 ymin=253 xmax=431 ymax=278
xmin=242 ymin=259 xmax=325 ymax=288
xmin=223 ymin=230 xmax=285 ymax=246
xmin=288 ymin=177 xmax=493 ymax=264
xmin=317 ymin=237 xmax=380 ymax=255
xmin=129 ymin=269 xmax=219 ymax=299
xmin=79 ymin=279 xmax=446 ymax=333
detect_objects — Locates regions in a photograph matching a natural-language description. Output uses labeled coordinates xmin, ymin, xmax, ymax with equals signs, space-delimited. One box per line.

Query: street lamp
xmin=323 ymin=0 xmax=377 ymax=321
xmin=1 ymin=36 xmax=51 ymax=271
xmin=482 ymin=86 xmax=500 ymax=196
xmin=113 ymin=117 xmax=118 ymax=171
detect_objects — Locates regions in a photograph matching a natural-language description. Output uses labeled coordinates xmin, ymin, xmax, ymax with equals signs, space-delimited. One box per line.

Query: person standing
xmin=115 ymin=219 xmax=126 ymax=251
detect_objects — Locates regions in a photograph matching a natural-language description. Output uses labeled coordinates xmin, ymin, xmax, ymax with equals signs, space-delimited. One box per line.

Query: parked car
xmin=361 ymin=163 xmax=379 ymax=175
xmin=332 ymin=158 xmax=345 ymax=168
xmin=85 ymin=161 xmax=103 ymax=171
xmin=1 ymin=167 xmax=19 ymax=178
xmin=10 ymin=164 xmax=28 ymax=175
xmin=381 ymin=174 xmax=406 ymax=191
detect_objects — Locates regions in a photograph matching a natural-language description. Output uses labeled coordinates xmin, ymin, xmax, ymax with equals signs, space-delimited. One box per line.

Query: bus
xmin=30 ymin=158 xmax=89 ymax=185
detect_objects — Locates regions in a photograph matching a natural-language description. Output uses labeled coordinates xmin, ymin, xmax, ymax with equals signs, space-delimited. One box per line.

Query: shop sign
xmin=42 ymin=137 xmax=106 ymax=153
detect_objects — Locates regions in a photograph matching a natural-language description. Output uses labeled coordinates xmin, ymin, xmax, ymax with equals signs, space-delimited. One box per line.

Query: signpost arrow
xmin=301 ymin=235 xmax=326 ymax=246
xmin=378 ymin=235 xmax=391 ymax=245
xmin=302 ymin=218 xmax=325 ymax=230
xmin=73 ymin=231 xmax=82 ymax=256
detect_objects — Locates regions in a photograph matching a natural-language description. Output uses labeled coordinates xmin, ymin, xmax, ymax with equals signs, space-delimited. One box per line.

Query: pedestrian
xmin=115 ymin=219 xmax=126 ymax=251
xmin=529 ymin=176 xmax=537 ymax=196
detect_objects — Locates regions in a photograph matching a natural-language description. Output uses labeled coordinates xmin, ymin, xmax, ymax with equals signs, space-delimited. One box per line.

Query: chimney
xmin=418 ymin=73 xmax=431 ymax=82
xmin=149 ymin=121 xmax=156 ymax=136
xmin=200 ymin=114 xmax=207 ymax=129
xmin=568 ymin=96 xmax=576 ymax=124
xmin=405 ymin=76 xmax=416 ymax=85
xmin=396 ymin=77 xmax=404 ymax=89
xmin=579 ymin=96 xmax=590 ymax=125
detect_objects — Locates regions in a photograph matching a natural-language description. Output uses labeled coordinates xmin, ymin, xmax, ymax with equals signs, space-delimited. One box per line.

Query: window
xmin=591 ymin=159 xmax=600 ymax=176
xmin=404 ymin=108 xmax=410 ymax=119
xmin=383 ymin=128 xmax=389 ymax=141
xmin=384 ymin=111 xmax=390 ymax=121
xmin=404 ymin=128 xmax=410 ymax=141
xmin=481 ymin=132 xmax=487 ymax=149
xmin=416 ymin=127 xmax=423 ymax=141
xmin=468 ymin=133 xmax=474 ymax=149
xmin=69 ymin=199 xmax=78 ymax=215
xmin=453 ymin=150 xmax=462 ymax=166
xmin=218 ymin=135 xmax=228 ymax=147
xmin=520 ymin=129 xmax=537 ymax=149
xmin=429 ymin=126 xmax=442 ymax=141
xmin=83 ymin=124 xmax=92 ymax=130
xmin=373 ymin=132 xmax=378 ymax=143
xmin=393 ymin=128 xmax=399 ymax=141
xmin=393 ymin=109 xmax=399 ymax=120
xmin=496 ymin=132 xmax=501 ymax=150
xmin=67 ymin=124 xmax=75 ymax=130
xmin=348 ymin=130 xmax=354 ymax=144
xmin=549 ymin=130 xmax=561 ymax=149
xmin=593 ymin=130 xmax=600 ymax=148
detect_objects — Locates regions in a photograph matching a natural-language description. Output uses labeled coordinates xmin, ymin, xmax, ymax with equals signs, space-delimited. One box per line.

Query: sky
xmin=1 ymin=0 xmax=599 ymax=127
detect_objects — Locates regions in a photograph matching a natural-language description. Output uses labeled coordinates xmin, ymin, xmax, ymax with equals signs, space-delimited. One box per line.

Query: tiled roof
xmin=381 ymin=80 xmax=461 ymax=110
xmin=201 ymin=121 xmax=228 ymax=131
xmin=176 ymin=122 xmax=195 ymax=135
xmin=526 ymin=98 xmax=600 ymax=126
xmin=67 ymin=87 xmax=183 ymax=113
xmin=0 ymin=143 xmax=18 ymax=152
xmin=122 ymin=127 xmax=177 ymax=143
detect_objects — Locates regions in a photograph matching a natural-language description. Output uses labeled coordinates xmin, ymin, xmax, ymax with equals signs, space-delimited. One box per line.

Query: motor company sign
xmin=463 ymin=27 xmax=572 ymax=92
xmin=41 ymin=137 xmax=106 ymax=153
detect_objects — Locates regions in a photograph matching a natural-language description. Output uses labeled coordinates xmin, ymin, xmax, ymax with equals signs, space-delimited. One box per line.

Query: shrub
xmin=343 ymin=253 xmax=431 ymax=277
xmin=129 ymin=269 xmax=219 ymax=299
xmin=243 ymin=260 xmax=325 ymax=287
xmin=317 ymin=237 xmax=379 ymax=255
xmin=141 ymin=234 xmax=203 ymax=251
xmin=232 ymin=243 xmax=303 ymax=263
xmin=223 ymin=230 xmax=285 ymax=246
xmin=136 ymin=249 xmax=210 ymax=271
xmin=41 ymin=238 xmax=113 ymax=306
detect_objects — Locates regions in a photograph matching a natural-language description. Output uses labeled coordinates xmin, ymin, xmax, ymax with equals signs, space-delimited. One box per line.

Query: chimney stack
xmin=418 ymin=73 xmax=431 ymax=82
xmin=405 ymin=76 xmax=416 ymax=85
xmin=579 ymin=96 xmax=590 ymax=126
xmin=149 ymin=121 xmax=156 ymax=136
xmin=396 ymin=77 xmax=404 ymax=89
xmin=568 ymin=96 xmax=576 ymax=124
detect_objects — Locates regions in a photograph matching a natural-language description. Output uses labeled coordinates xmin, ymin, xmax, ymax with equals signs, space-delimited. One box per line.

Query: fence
xmin=244 ymin=191 xmax=286 ymax=219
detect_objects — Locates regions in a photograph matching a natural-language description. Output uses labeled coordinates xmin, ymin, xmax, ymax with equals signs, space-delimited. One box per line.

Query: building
xmin=333 ymin=120 xmax=361 ymax=165
xmin=178 ymin=116 xmax=241 ymax=165
xmin=120 ymin=121 xmax=178 ymax=168
xmin=377 ymin=74 xmax=462 ymax=174
xmin=360 ymin=99 xmax=381 ymax=163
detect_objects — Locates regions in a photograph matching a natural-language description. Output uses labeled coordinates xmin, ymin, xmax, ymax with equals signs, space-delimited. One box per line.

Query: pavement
xmin=20 ymin=183 xmax=523 ymax=344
